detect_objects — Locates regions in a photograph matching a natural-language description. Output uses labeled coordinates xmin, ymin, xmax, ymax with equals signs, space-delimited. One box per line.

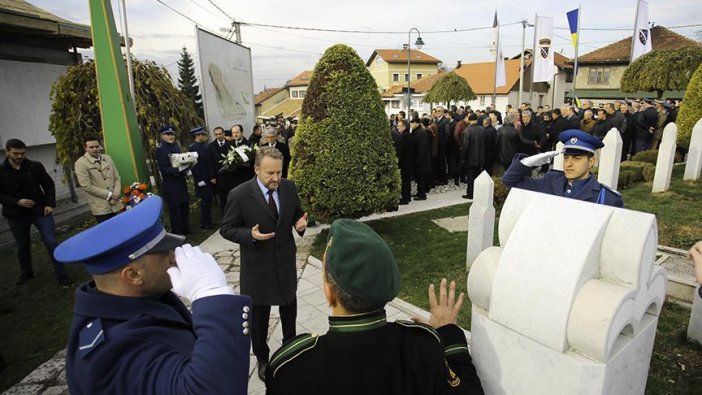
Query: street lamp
xmin=406 ymin=28 xmax=424 ymax=114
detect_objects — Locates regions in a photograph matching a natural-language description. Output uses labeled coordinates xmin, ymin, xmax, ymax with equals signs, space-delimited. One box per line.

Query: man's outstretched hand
xmin=295 ymin=212 xmax=308 ymax=233
xmin=412 ymin=278 xmax=465 ymax=329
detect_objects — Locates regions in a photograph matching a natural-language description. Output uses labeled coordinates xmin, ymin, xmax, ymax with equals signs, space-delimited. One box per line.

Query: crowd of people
xmin=389 ymin=98 xmax=681 ymax=203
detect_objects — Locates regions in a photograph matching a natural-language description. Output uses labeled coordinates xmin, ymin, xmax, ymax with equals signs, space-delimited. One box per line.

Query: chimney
xmin=402 ymin=44 xmax=409 ymax=51
xmin=456 ymin=60 xmax=462 ymax=69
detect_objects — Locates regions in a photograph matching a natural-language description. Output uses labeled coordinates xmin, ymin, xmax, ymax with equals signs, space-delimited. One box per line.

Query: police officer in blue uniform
xmin=155 ymin=125 xmax=190 ymax=234
xmin=188 ymin=126 xmax=215 ymax=229
xmin=266 ymin=219 xmax=484 ymax=394
xmin=502 ymin=129 xmax=623 ymax=207
xmin=54 ymin=196 xmax=252 ymax=395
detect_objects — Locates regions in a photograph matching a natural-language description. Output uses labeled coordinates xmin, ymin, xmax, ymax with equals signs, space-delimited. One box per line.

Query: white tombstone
xmin=552 ymin=141 xmax=565 ymax=171
xmin=466 ymin=171 xmax=495 ymax=270
xmin=652 ymin=123 xmax=678 ymax=193
xmin=467 ymin=188 xmax=666 ymax=394
xmin=688 ymin=285 xmax=702 ymax=345
xmin=683 ymin=118 xmax=702 ymax=181
xmin=597 ymin=128 xmax=623 ymax=191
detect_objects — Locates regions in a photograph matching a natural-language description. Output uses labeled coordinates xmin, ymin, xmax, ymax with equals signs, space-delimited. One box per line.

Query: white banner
xmin=195 ymin=27 xmax=255 ymax=138
xmin=532 ymin=15 xmax=554 ymax=83
xmin=494 ymin=13 xmax=506 ymax=88
xmin=631 ymin=0 xmax=653 ymax=62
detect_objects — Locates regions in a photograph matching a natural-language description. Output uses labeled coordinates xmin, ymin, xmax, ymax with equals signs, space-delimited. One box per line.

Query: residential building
xmin=256 ymin=70 xmax=311 ymax=119
xmin=571 ymin=26 xmax=702 ymax=101
xmin=366 ymin=49 xmax=441 ymax=92
xmin=254 ymin=87 xmax=286 ymax=117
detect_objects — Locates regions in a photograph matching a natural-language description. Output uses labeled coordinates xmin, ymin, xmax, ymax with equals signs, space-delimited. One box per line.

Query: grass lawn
xmin=309 ymin=164 xmax=702 ymax=393
xmin=0 ymin=201 xmax=222 ymax=392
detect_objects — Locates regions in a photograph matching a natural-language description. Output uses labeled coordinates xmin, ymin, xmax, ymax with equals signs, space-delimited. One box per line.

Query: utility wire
xmin=185 ymin=0 xmax=229 ymax=21
xmin=205 ymin=0 xmax=236 ymax=22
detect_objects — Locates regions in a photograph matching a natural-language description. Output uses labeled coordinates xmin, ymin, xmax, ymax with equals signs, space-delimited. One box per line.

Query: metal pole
xmin=492 ymin=14 xmax=500 ymax=105
xmin=529 ymin=14 xmax=536 ymax=105
xmin=407 ymin=30 xmax=411 ymax=114
xmin=518 ymin=20 xmax=526 ymax=105
xmin=235 ymin=21 xmax=241 ymax=44
xmin=119 ymin=0 xmax=135 ymax=103
xmin=572 ymin=4 xmax=581 ymax=104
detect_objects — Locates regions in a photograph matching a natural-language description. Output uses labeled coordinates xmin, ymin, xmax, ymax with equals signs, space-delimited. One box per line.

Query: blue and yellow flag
xmin=566 ymin=8 xmax=579 ymax=49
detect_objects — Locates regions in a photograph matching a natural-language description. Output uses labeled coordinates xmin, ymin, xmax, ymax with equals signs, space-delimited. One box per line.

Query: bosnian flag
xmin=631 ymin=0 xmax=653 ymax=62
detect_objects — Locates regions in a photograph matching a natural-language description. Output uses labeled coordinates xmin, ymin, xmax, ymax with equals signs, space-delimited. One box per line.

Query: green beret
xmin=324 ymin=219 xmax=400 ymax=305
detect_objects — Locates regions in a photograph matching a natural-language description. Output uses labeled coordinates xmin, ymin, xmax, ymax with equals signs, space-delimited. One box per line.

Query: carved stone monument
xmin=652 ymin=123 xmax=677 ymax=193
xmin=683 ymin=118 xmax=702 ymax=181
xmin=467 ymin=188 xmax=667 ymax=394
xmin=466 ymin=171 xmax=495 ymax=270
xmin=597 ymin=128 xmax=623 ymax=190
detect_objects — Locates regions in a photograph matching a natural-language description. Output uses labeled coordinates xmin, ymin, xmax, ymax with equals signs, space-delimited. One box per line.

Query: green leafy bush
xmin=631 ymin=150 xmax=659 ymax=164
xmin=493 ymin=176 xmax=510 ymax=205
xmin=618 ymin=170 xmax=636 ymax=189
xmin=642 ymin=163 xmax=656 ymax=182
xmin=289 ymin=44 xmax=400 ymax=222
xmin=677 ymin=61 xmax=702 ymax=149
xmin=621 ymin=160 xmax=656 ymax=183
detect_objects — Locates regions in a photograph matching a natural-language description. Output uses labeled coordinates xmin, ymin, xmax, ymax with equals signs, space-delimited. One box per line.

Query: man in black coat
xmin=461 ymin=114 xmax=490 ymax=199
xmin=549 ymin=109 xmax=569 ymax=150
xmin=633 ymin=99 xmax=658 ymax=154
xmin=155 ymin=125 xmax=190 ymax=235
xmin=433 ymin=107 xmax=450 ymax=185
xmin=188 ymin=127 xmax=216 ymax=229
xmin=494 ymin=113 xmax=525 ymax=176
xmin=207 ymin=126 xmax=230 ymax=208
xmin=261 ymin=127 xmax=291 ymax=178
xmin=0 ymin=138 xmax=71 ymax=286
xmin=228 ymin=125 xmax=255 ymax=190
xmin=220 ymin=146 xmax=307 ymax=382
xmin=412 ymin=118 xmax=433 ymax=200
xmin=445 ymin=112 xmax=460 ymax=185
xmin=519 ymin=111 xmax=543 ymax=155
xmin=397 ymin=120 xmax=414 ymax=204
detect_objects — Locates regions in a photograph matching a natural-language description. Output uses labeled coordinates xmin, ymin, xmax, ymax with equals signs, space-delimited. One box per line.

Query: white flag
xmin=532 ymin=15 xmax=554 ymax=83
xmin=494 ymin=12 xmax=507 ymax=88
xmin=631 ymin=0 xmax=653 ymax=62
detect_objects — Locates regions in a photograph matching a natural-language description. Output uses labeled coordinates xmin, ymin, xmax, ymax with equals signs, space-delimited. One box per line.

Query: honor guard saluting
xmin=188 ymin=126 xmax=216 ymax=229
xmin=155 ymin=125 xmax=191 ymax=234
xmin=266 ymin=219 xmax=484 ymax=394
xmin=502 ymin=129 xmax=623 ymax=207
xmin=55 ymin=196 xmax=252 ymax=394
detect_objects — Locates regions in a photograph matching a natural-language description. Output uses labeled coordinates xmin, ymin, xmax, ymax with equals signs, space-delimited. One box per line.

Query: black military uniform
xmin=266 ymin=219 xmax=483 ymax=394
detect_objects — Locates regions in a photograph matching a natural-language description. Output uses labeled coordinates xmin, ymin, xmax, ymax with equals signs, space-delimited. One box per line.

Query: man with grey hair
xmin=261 ymin=126 xmax=291 ymax=178
xmin=220 ymin=145 xmax=308 ymax=382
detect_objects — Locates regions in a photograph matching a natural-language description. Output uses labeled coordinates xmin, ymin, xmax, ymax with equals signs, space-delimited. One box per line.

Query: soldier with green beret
xmin=266 ymin=219 xmax=484 ymax=394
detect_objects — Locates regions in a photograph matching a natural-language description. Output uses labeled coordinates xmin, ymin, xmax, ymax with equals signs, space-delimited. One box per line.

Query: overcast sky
xmin=35 ymin=0 xmax=702 ymax=92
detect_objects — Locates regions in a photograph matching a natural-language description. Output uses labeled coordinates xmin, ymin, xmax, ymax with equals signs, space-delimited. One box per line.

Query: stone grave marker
xmin=597 ymin=128 xmax=623 ymax=190
xmin=466 ymin=171 xmax=495 ymax=270
xmin=683 ymin=117 xmax=702 ymax=181
xmin=652 ymin=123 xmax=678 ymax=193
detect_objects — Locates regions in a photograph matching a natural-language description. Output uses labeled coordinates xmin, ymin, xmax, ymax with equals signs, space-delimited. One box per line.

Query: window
xmin=291 ymin=90 xmax=299 ymax=98
xmin=393 ymin=73 xmax=399 ymax=82
xmin=587 ymin=67 xmax=610 ymax=85
xmin=404 ymin=73 xmax=409 ymax=82
xmin=565 ymin=71 xmax=573 ymax=83
xmin=391 ymin=101 xmax=400 ymax=109
xmin=479 ymin=96 xmax=485 ymax=106
xmin=299 ymin=90 xmax=306 ymax=98
xmin=416 ymin=73 xmax=423 ymax=80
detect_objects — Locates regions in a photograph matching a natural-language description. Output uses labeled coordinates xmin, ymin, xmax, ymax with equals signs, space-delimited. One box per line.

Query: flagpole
xmin=493 ymin=11 xmax=499 ymax=105
xmin=630 ymin=0 xmax=641 ymax=63
xmin=529 ymin=14 xmax=537 ymax=105
xmin=519 ymin=19 xmax=526 ymax=105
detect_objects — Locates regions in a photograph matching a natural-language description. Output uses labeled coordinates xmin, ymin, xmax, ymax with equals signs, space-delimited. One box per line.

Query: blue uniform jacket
xmin=155 ymin=142 xmax=189 ymax=204
xmin=502 ymin=154 xmax=623 ymax=208
xmin=188 ymin=141 xmax=214 ymax=199
xmin=66 ymin=282 xmax=252 ymax=395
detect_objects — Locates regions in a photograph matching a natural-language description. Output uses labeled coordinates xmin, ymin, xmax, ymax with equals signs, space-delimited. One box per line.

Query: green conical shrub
xmin=677 ymin=61 xmax=702 ymax=149
xmin=289 ymin=44 xmax=400 ymax=223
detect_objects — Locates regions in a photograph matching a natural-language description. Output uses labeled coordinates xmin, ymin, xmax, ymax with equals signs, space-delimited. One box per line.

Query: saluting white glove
xmin=520 ymin=150 xmax=561 ymax=167
xmin=168 ymin=244 xmax=234 ymax=302
xmin=197 ymin=181 xmax=206 ymax=187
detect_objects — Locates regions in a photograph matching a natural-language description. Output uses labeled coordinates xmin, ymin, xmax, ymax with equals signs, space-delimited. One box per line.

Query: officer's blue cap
xmin=559 ymin=129 xmax=604 ymax=154
xmin=190 ymin=126 xmax=206 ymax=136
xmin=159 ymin=125 xmax=176 ymax=134
xmin=54 ymin=196 xmax=185 ymax=275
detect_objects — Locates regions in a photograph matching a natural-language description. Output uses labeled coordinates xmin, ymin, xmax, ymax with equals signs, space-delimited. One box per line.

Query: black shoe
xmin=57 ymin=276 xmax=74 ymax=288
xmin=398 ymin=199 xmax=410 ymax=205
xmin=454 ymin=179 xmax=460 ymax=186
xmin=201 ymin=224 xmax=216 ymax=230
xmin=462 ymin=194 xmax=473 ymax=200
xmin=16 ymin=273 xmax=35 ymax=285
xmin=414 ymin=196 xmax=427 ymax=201
xmin=257 ymin=361 xmax=268 ymax=381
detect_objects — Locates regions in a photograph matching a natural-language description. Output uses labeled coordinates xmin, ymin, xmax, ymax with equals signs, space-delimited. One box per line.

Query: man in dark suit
xmin=188 ymin=127 xmax=216 ymax=229
xmin=220 ymin=146 xmax=307 ymax=382
xmin=461 ymin=114 xmax=490 ymax=199
xmin=261 ymin=127 xmax=291 ymax=178
xmin=228 ymin=125 xmax=255 ymax=191
xmin=207 ymin=126 xmax=230 ymax=208
xmin=155 ymin=125 xmax=190 ymax=235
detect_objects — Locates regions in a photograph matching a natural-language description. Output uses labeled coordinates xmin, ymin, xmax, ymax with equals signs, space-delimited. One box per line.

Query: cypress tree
xmin=177 ymin=46 xmax=204 ymax=119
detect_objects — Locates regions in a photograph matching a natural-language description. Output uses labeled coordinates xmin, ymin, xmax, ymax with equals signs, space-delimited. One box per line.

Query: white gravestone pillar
xmin=467 ymin=188 xmax=666 ymax=394
xmin=466 ymin=171 xmax=495 ymax=270
xmin=683 ymin=118 xmax=702 ymax=181
xmin=552 ymin=142 xmax=565 ymax=171
xmin=597 ymin=128 xmax=623 ymax=191
xmin=652 ymin=123 xmax=678 ymax=193
xmin=688 ymin=286 xmax=702 ymax=345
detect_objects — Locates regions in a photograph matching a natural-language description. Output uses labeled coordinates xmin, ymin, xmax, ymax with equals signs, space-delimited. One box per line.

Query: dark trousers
xmin=196 ymin=185 xmax=214 ymax=227
xmin=621 ymin=135 xmax=633 ymax=161
xmin=435 ymin=144 xmax=448 ymax=184
xmin=415 ymin=174 xmax=428 ymax=198
xmin=400 ymin=170 xmax=412 ymax=202
xmin=251 ymin=298 xmax=298 ymax=363
xmin=447 ymin=144 xmax=461 ymax=183
xmin=7 ymin=214 xmax=66 ymax=279
xmin=218 ymin=190 xmax=229 ymax=211
xmin=94 ymin=212 xmax=117 ymax=224
xmin=167 ymin=202 xmax=190 ymax=234
xmin=464 ymin=166 xmax=483 ymax=199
